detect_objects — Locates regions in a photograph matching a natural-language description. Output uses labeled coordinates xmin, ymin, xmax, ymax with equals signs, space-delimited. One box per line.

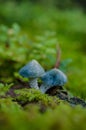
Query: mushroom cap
xmin=19 ymin=60 xmax=45 ymax=78
xmin=41 ymin=68 xmax=67 ymax=87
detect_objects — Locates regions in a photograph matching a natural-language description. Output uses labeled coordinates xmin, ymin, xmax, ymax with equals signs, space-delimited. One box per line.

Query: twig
xmin=54 ymin=44 xmax=61 ymax=68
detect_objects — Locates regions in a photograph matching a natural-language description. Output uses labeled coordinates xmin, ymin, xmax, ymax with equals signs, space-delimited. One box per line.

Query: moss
xmin=0 ymin=83 xmax=13 ymax=97
xmin=15 ymin=88 xmax=60 ymax=109
xmin=0 ymin=98 xmax=86 ymax=130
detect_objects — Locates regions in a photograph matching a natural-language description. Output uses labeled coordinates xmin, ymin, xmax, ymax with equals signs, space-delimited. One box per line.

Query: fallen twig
xmin=54 ymin=44 xmax=61 ymax=68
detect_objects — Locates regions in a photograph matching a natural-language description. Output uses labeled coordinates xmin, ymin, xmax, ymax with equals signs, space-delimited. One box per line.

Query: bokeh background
xmin=0 ymin=0 xmax=86 ymax=99
xmin=0 ymin=1 xmax=86 ymax=130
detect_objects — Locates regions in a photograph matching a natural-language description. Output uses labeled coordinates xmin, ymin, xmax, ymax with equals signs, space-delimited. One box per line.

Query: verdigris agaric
xmin=19 ymin=60 xmax=45 ymax=89
xmin=40 ymin=68 xmax=67 ymax=93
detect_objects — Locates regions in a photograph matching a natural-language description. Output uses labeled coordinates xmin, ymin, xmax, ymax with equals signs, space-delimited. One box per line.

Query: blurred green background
xmin=0 ymin=1 xmax=86 ymax=130
xmin=0 ymin=0 xmax=86 ymax=98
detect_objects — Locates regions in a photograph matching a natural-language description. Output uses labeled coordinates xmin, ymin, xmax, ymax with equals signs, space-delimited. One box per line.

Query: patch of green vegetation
xmin=0 ymin=98 xmax=86 ymax=130
xmin=15 ymin=88 xmax=60 ymax=108
xmin=0 ymin=83 xmax=13 ymax=96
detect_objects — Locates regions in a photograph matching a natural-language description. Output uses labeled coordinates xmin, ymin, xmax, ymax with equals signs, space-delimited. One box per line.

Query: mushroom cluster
xmin=19 ymin=60 xmax=67 ymax=93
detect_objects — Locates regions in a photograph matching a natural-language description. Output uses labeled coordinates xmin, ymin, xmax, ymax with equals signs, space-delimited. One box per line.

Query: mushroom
xmin=40 ymin=68 xmax=67 ymax=93
xmin=19 ymin=60 xmax=45 ymax=89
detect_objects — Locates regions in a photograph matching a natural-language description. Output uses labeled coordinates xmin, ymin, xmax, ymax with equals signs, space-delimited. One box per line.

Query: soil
xmin=47 ymin=86 xmax=86 ymax=107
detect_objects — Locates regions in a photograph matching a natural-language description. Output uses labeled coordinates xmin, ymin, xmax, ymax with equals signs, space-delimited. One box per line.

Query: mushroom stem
xmin=29 ymin=78 xmax=39 ymax=89
xmin=40 ymin=84 xmax=50 ymax=93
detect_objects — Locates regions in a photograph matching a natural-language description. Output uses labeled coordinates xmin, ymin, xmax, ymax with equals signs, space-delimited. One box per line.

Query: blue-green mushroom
xmin=40 ymin=68 xmax=67 ymax=93
xmin=19 ymin=60 xmax=45 ymax=89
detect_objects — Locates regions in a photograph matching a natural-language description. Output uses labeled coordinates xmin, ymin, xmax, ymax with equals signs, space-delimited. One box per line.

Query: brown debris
xmin=54 ymin=44 xmax=61 ymax=68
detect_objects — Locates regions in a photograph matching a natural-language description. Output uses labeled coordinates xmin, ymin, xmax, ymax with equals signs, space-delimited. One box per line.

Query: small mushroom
xmin=19 ymin=60 xmax=45 ymax=89
xmin=40 ymin=68 xmax=67 ymax=93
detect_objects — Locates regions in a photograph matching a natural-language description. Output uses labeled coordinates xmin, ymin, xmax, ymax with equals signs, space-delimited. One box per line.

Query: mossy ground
xmin=0 ymin=82 xmax=86 ymax=130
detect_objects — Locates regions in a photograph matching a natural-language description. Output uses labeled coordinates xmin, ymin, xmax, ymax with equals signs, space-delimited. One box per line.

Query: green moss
xmin=15 ymin=88 xmax=60 ymax=109
xmin=0 ymin=98 xmax=86 ymax=130
xmin=0 ymin=83 xmax=13 ymax=96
